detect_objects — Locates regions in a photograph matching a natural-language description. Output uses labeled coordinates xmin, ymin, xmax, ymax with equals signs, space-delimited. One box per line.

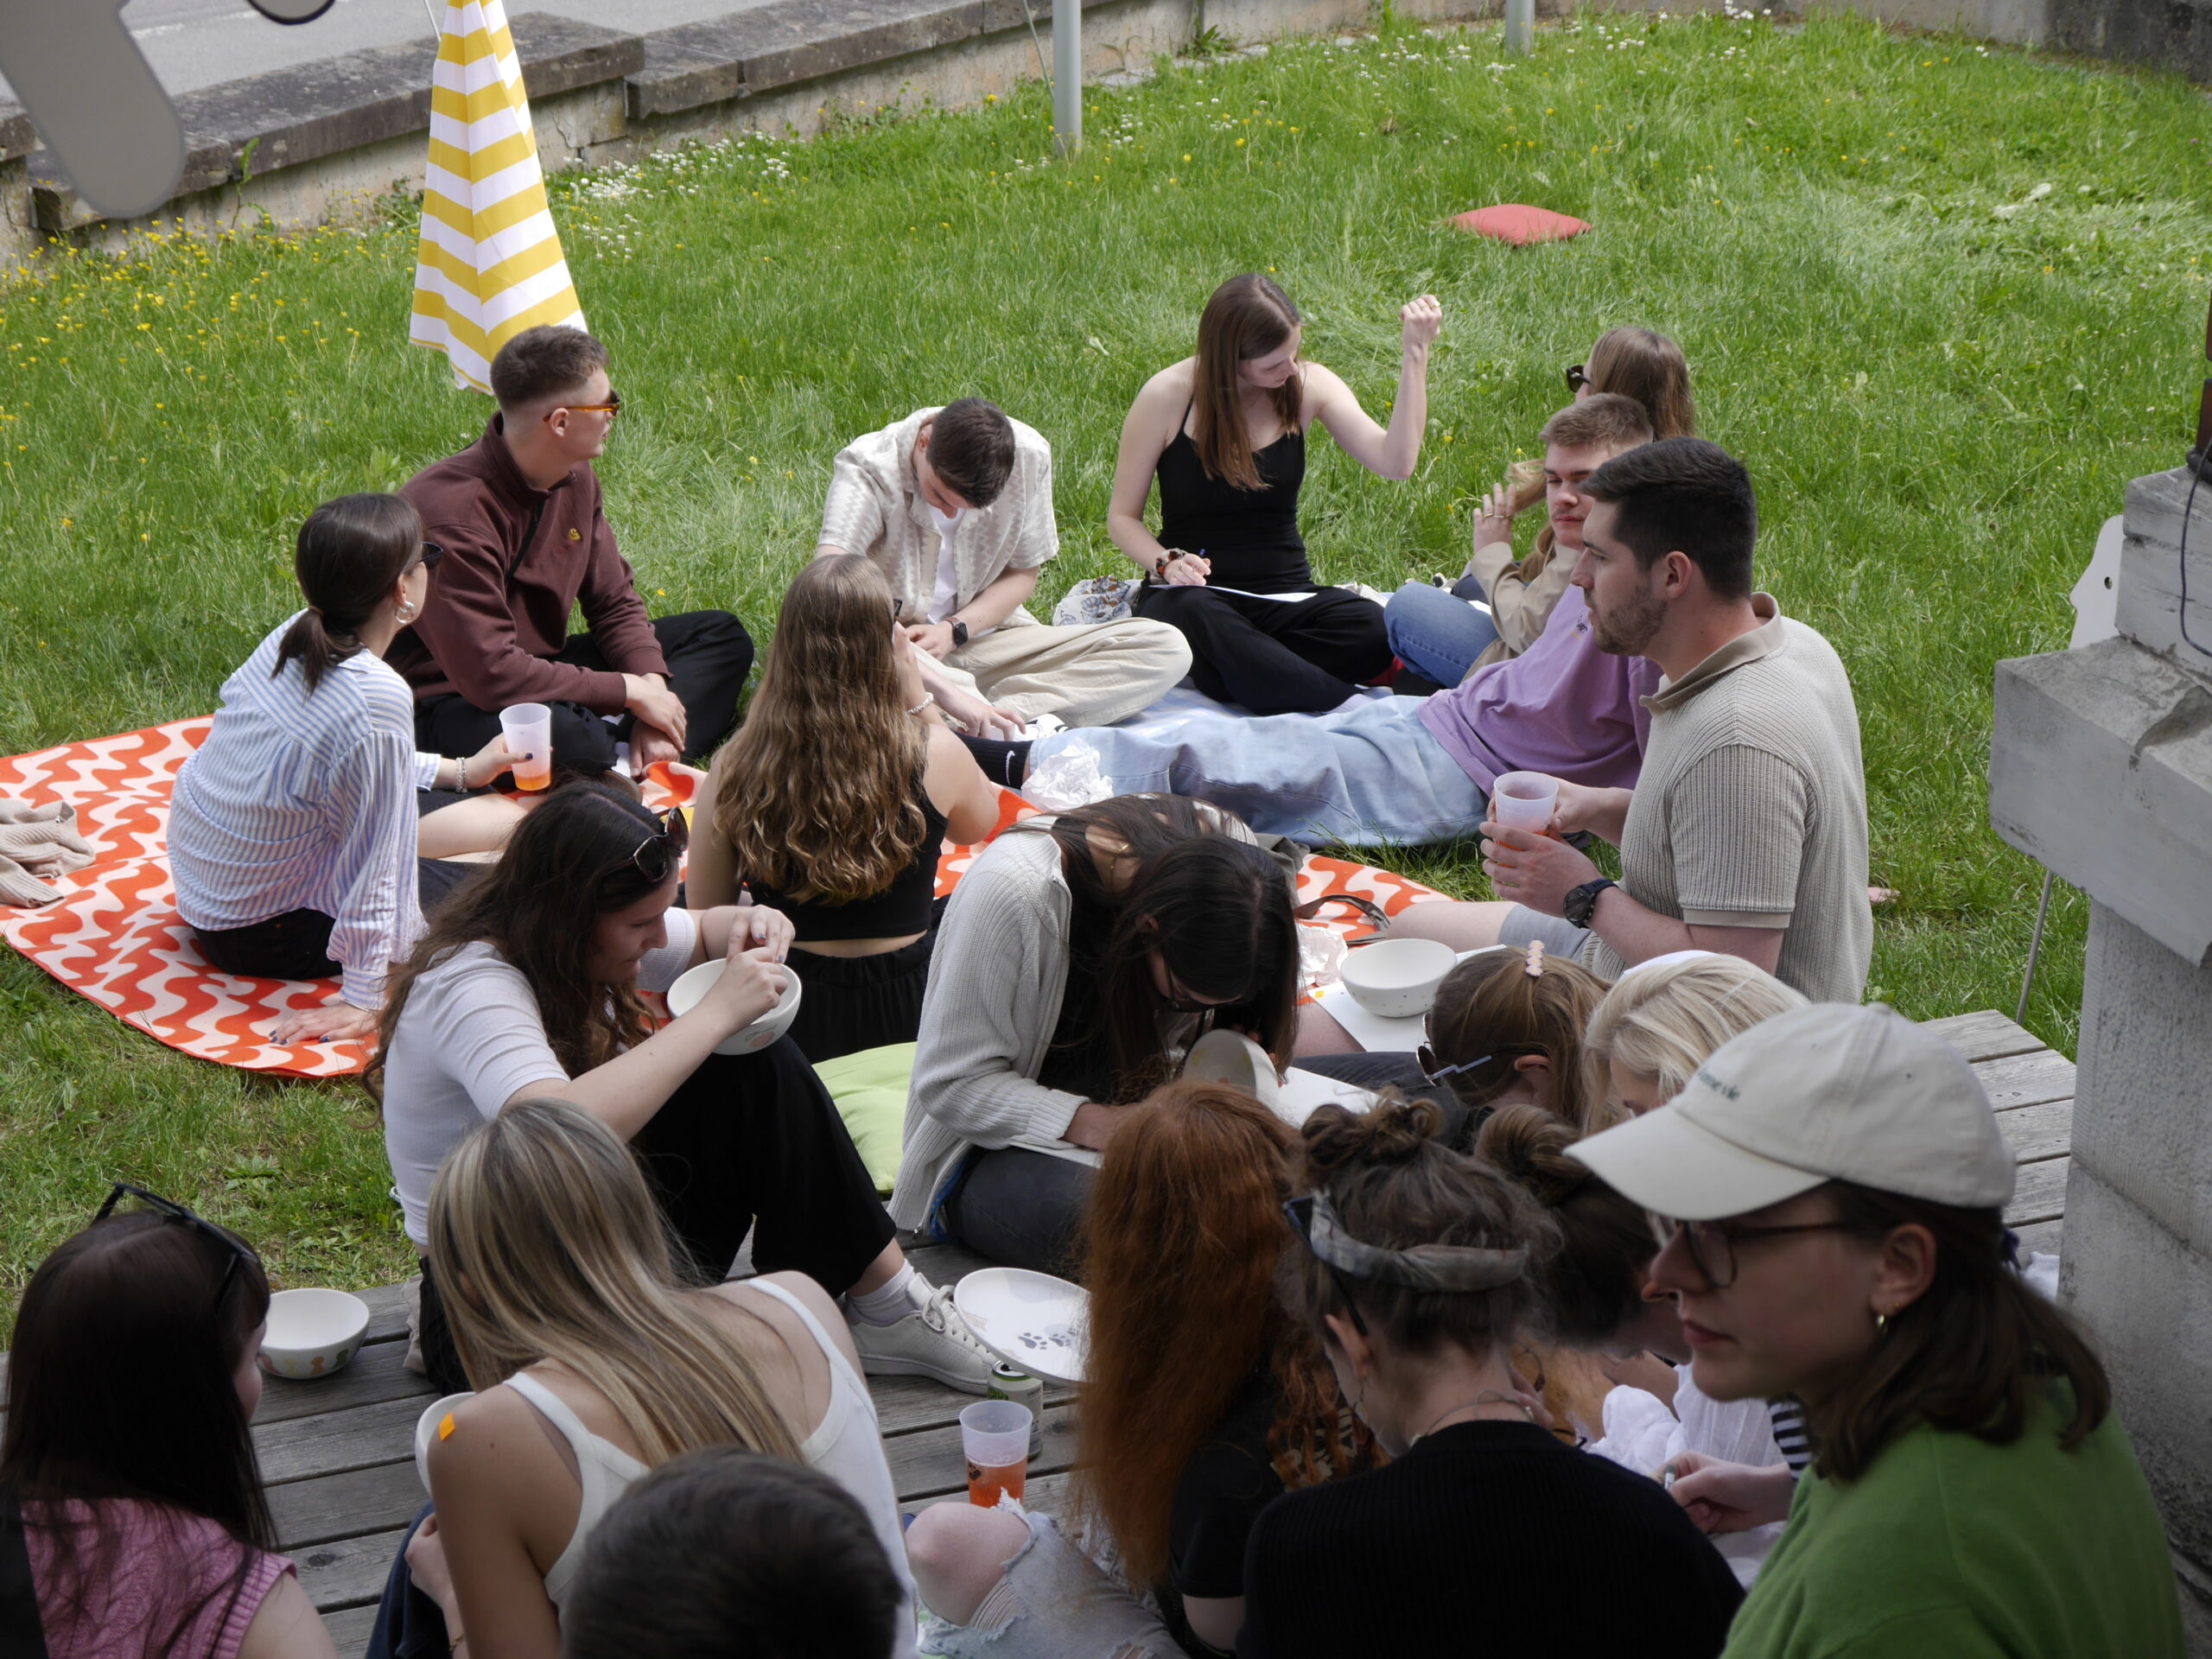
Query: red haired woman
xmin=906 ymin=1081 xmax=1370 ymax=1657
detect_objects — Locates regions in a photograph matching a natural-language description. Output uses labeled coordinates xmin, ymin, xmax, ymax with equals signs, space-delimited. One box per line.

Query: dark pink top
xmin=25 ymin=1499 xmax=293 ymax=1659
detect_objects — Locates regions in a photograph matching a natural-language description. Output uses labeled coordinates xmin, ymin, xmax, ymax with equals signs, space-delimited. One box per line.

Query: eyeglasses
xmin=412 ymin=542 xmax=447 ymax=575
xmin=1565 ymin=365 xmax=1592 ymax=393
xmin=1416 ymin=1044 xmax=1495 ymax=1086
xmin=1160 ymin=972 xmax=1227 ymax=1015
xmin=1281 ymin=1194 xmax=1370 ymax=1337
xmin=94 ymin=1183 xmax=261 ymax=1312
xmin=548 ymin=388 xmax=623 ymax=423
xmin=1649 ymin=1214 xmax=1857 ymax=1290
xmin=891 ymin=597 xmax=905 ymax=621
xmin=625 ymin=806 xmax=690 ymax=884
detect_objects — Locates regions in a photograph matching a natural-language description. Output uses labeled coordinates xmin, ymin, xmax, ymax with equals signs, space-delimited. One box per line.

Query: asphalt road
xmin=0 ymin=0 xmax=776 ymax=104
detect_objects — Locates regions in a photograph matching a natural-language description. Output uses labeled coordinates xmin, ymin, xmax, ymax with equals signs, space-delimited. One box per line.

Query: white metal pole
xmin=1503 ymin=0 xmax=1534 ymax=54
xmin=1052 ymin=0 xmax=1081 ymax=155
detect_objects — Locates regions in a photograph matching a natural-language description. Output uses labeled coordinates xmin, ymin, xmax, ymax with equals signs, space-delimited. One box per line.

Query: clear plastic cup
xmin=1490 ymin=771 xmax=1560 ymax=836
xmin=960 ymin=1399 xmax=1033 ymax=1506
xmin=499 ymin=703 xmax=554 ymax=791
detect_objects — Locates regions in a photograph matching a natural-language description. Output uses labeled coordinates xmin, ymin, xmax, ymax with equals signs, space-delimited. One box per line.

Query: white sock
xmin=845 ymin=1262 xmax=925 ymax=1327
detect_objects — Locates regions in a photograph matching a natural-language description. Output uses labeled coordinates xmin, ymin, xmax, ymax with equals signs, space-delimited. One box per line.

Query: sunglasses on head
xmin=624 ymin=806 xmax=690 ymax=884
xmin=95 ymin=1182 xmax=261 ymax=1313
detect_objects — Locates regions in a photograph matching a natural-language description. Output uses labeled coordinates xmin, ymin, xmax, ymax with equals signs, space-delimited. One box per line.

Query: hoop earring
xmin=394 ymin=602 xmax=420 ymax=626
xmin=1873 ymin=1310 xmax=1889 ymax=1332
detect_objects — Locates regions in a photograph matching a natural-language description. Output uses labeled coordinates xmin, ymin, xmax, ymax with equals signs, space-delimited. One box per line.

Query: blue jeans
xmin=1386 ymin=580 xmax=1499 ymax=687
xmin=1034 ymin=696 xmax=1488 ymax=848
xmin=364 ymin=1505 xmax=447 ymax=1659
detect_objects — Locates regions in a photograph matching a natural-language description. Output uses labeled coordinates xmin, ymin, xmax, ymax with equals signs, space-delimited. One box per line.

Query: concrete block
xmin=2061 ymin=1161 xmax=2212 ymax=1573
xmin=1989 ymin=639 xmax=2212 ymax=965
xmin=2050 ymin=0 xmax=2212 ymax=79
xmin=2116 ymin=467 xmax=2212 ymax=686
xmin=2069 ymin=903 xmax=2212 ymax=1255
xmin=0 ymin=101 xmax=36 ymax=166
xmin=0 ymin=154 xmax=35 ymax=264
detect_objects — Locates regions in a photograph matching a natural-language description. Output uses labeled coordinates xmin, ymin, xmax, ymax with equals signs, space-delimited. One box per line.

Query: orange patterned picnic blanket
xmin=0 ymin=720 xmax=1447 ymax=1078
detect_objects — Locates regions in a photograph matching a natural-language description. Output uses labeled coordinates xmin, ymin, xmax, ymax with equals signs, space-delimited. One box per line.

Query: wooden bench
xmin=13 ymin=1009 xmax=2081 ymax=1655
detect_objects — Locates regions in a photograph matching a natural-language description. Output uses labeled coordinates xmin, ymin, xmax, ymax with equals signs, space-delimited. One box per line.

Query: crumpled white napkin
xmin=0 ymin=798 xmax=96 ymax=906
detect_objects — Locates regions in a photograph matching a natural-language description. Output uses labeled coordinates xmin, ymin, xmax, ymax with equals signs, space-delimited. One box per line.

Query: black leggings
xmin=188 ymin=861 xmax=474 ymax=980
xmin=1135 ymin=584 xmax=1391 ymax=715
xmin=413 ymin=1037 xmax=895 ymax=1393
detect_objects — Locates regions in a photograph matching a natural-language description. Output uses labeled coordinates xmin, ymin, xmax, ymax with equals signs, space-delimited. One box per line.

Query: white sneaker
xmin=848 ymin=1285 xmax=1000 ymax=1393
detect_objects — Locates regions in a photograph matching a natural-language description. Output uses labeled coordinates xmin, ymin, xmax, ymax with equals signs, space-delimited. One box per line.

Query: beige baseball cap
xmin=1568 ymin=1002 xmax=2015 ymax=1220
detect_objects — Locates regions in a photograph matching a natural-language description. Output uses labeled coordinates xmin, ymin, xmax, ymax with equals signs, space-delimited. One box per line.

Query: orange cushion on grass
xmin=1450 ymin=204 xmax=1591 ymax=245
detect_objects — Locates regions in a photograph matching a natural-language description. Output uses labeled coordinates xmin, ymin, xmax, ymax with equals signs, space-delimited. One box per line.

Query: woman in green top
xmin=1568 ymin=1001 xmax=2185 ymax=1659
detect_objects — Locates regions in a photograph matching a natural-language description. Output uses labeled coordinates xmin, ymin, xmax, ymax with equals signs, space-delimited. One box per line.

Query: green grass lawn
xmin=0 ymin=9 xmax=2204 ymax=1327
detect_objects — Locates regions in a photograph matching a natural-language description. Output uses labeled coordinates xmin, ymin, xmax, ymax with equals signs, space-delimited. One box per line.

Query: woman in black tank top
xmin=689 ymin=556 xmax=1001 ymax=1062
xmin=1109 ymin=275 xmax=1445 ymax=714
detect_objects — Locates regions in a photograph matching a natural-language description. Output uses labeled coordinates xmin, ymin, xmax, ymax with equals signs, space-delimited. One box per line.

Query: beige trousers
xmin=939 ymin=617 xmax=1192 ymax=727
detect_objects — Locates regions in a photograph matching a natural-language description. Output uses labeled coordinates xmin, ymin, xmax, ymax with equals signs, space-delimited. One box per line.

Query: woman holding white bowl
xmin=372 ymin=780 xmax=996 ymax=1396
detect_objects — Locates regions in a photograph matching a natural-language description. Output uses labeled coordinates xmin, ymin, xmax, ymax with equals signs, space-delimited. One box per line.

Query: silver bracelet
xmin=906 ymin=692 xmax=936 ymax=717
xmin=454 ymin=755 xmax=468 ymax=792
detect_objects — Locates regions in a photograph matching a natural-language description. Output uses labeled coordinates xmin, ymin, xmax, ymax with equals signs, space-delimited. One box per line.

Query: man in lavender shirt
xmin=1027 ymin=398 xmax=1659 ymax=846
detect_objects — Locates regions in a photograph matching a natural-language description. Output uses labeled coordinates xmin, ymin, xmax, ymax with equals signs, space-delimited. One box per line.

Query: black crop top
xmin=742 ymin=790 xmax=949 ymax=942
xmin=1155 ymin=411 xmax=1312 ymax=594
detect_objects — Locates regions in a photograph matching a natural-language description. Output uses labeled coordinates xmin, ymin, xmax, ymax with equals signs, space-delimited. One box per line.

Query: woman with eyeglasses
xmin=688 ymin=555 xmax=1000 ymax=1063
xmin=1573 ymin=1004 xmax=2184 ymax=1658
xmin=891 ymin=794 xmax=1300 ymax=1276
xmin=1239 ymin=1099 xmax=1743 ymax=1659
xmin=1385 ymin=325 xmax=1696 ymax=686
xmin=374 ymin=781 xmax=998 ymax=1396
xmin=170 ymin=493 xmax=521 ymax=1047
xmin=0 ymin=1189 xmax=339 ymax=1659
xmin=907 ymin=1081 xmax=1374 ymax=1659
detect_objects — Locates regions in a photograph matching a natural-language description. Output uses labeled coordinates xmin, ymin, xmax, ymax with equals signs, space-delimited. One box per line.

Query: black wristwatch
xmin=950 ymin=618 xmax=970 ymax=649
xmin=1562 ymin=877 xmax=1618 ymax=930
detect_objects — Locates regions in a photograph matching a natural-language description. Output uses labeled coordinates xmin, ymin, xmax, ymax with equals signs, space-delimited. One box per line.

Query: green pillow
xmin=812 ymin=1041 xmax=916 ymax=1196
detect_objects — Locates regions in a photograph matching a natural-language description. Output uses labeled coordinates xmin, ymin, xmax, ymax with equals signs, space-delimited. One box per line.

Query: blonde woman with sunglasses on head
xmin=372 ymin=781 xmax=997 ymax=1400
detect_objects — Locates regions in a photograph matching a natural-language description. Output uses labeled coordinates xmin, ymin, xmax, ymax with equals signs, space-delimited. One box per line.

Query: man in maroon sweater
xmin=392 ymin=326 xmax=752 ymax=778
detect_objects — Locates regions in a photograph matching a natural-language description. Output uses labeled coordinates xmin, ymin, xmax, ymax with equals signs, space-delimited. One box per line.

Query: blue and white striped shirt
xmin=171 ymin=615 xmax=438 ymax=1009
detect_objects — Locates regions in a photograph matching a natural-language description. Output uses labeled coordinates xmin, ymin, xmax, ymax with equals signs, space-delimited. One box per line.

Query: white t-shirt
xmin=381 ymin=908 xmax=700 ymax=1249
xmin=927 ymin=504 xmax=964 ymax=625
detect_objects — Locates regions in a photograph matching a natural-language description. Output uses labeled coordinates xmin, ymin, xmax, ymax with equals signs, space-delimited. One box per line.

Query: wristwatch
xmin=950 ymin=618 xmax=970 ymax=649
xmin=1562 ymin=877 xmax=1618 ymax=930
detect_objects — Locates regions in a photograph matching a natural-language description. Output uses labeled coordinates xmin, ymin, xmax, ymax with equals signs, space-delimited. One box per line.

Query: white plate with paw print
xmin=954 ymin=1268 xmax=1089 ymax=1385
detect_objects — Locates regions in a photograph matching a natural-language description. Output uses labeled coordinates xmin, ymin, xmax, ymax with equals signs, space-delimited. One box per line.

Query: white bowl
xmin=258 ymin=1288 xmax=370 ymax=1380
xmin=414 ymin=1392 xmax=476 ymax=1494
xmin=954 ymin=1268 xmax=1088 ymax=1385
xmin=664 ymin=958 xmax=804 ymax=1056
xmin=1338 ymin=938 xmax=1458 ymax=1020
xmin=1182 ymin=1028 xmax=1282 ymax=1109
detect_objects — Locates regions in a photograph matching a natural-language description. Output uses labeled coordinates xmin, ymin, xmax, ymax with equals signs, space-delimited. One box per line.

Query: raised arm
xmin=1304 ymin=295 xmax=1442 ymax=481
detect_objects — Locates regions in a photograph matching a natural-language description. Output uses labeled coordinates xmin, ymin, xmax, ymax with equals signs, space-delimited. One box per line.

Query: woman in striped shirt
xmin=170 ymin=494 xmax=513 ymax=1045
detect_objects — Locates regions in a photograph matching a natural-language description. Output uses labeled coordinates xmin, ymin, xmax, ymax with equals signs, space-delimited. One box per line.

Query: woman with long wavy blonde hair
xmin=384 ymin=1098 xmax=921 ymax=1659
xmin=906 ymin=1081 xmax=1373 ymax=1659
xmin=690 ymin=554 xmax=1000 ymax=1062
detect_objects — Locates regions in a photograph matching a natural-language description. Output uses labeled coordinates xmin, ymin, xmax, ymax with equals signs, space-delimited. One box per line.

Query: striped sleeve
xmin=1667 ymin=743 xmax=1807 ymax=929
xmin=818 ymin=445 xmax=888 ymax=556
xmin=323 ymin=725 xmax=424 ymax=1009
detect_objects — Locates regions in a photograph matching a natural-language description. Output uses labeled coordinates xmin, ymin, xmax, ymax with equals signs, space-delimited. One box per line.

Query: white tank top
xmin=504 ymin=1284 xmax=918 ymax=1656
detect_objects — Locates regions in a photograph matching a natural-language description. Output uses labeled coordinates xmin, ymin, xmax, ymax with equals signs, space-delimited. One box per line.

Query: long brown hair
xmin=1024 ymin=797 xmax=1299 ymax=1103
xmin=1073 ymin=1081 xmax=1368 ymax=1585
xmin=2 ymin=1211 xmax=276 ymax=1658
xmin=1510 ymin=327 xmax=1696 ymax=575
xmin=1806 ymin=1183 xmax=2110 ymax=1484
xmin=1192 ymin=275 xmax=1303 ymax=491
xmin=275 ymin=493 xmax=423 ymax=693
xmin=711 ymin=555 xmax=929 ymax=903
xmin=372 ymin=782 xmax=667 ymax=1088
xmin=430 ymin=1100 xmax=802 ymax=1464
xmin=1425 ymin=946 xmax=1610 ymax=1133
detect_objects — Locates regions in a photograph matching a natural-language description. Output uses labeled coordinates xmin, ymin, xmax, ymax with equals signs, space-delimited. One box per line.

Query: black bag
xmin=0 ymin=1487 xmax=50 ymax=1659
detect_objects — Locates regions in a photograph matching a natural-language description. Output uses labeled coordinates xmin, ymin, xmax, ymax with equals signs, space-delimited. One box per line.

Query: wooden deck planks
xmin=0 ymin=1012 xmax=2075 ymax=1656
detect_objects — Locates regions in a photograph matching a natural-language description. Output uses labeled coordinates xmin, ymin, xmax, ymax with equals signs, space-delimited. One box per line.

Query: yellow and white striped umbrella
xmin=408 ymin=0 xmax=587 ymax=393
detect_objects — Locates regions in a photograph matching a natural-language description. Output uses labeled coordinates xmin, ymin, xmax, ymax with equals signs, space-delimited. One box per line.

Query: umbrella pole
xmin=421 ymin=0 xmax=442 ymax=40
xmin=1052 ymin=0 xmax=1080 ymax=155
xmin=2017 ymin=868 xmax=2056 ymax=1028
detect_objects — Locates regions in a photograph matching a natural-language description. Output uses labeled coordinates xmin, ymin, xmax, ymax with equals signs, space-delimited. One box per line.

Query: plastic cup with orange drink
xmin=499 ymin=703 xmax=555 ymax=791
xmin=960 ymin=1399 xmax=1032 ymax=1507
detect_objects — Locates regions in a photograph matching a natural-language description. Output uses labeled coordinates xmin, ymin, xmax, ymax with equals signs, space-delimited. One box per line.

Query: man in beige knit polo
xmin=1384 ymin=437 xmax=1871 ymax=1006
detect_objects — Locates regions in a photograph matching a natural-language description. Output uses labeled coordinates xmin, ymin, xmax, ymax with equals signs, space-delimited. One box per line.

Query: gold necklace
xmin=1411 ymin=1389 xmax=1535 ymax=1445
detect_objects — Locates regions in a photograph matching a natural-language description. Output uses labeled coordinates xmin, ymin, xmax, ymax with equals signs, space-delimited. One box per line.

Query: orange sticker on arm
xmin=438 ymin=1413 xmax=456 ymax=1441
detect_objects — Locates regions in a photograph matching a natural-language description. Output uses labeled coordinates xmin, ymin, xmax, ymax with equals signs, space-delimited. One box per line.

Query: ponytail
xmin=272 ymin=493 xmax=424 ymax=696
